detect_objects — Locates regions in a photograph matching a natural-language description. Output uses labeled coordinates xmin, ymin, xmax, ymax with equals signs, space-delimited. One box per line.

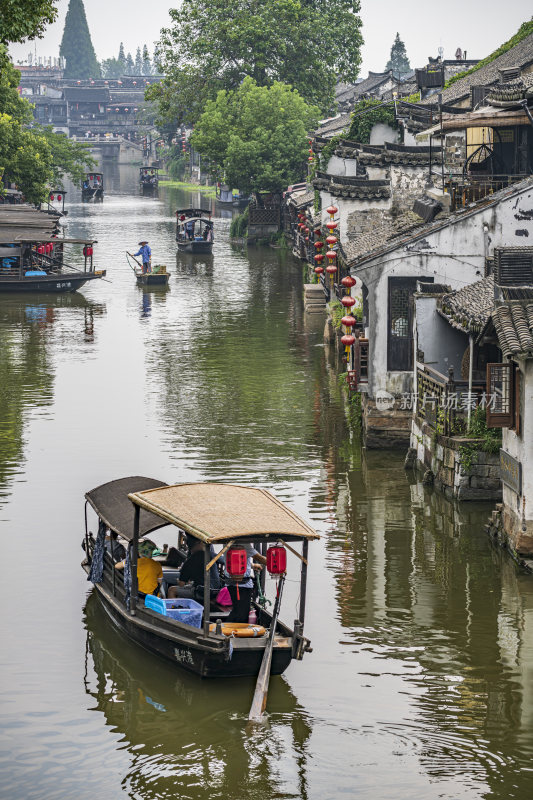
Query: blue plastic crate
xmin=144 ymin=595 xmax=203 ymax=629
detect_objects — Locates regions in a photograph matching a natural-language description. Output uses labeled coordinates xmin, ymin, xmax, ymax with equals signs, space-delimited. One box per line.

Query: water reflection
xmin=0 ymin=292 xmax=105 ymax=507
xmin=84 ymin=594 xmax=312 ymax=800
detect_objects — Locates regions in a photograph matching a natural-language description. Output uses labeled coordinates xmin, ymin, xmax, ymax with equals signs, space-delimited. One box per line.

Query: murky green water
xmin=1 ymin=165 xmax=533 ymax=799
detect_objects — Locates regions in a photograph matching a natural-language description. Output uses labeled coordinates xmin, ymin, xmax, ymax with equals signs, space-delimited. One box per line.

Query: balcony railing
xmin=415 ymin=362 xmax=485 ymax=435
xmin=447 ymin=175 xmax=525 ymax=212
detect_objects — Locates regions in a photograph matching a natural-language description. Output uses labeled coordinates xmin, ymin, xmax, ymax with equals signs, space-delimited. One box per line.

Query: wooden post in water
xmin=248 ymin=575 xmax=285 ymax=722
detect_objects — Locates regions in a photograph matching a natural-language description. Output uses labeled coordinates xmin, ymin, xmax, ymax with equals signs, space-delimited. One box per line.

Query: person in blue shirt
xmin=134 ymin=240 xmax=151 ymax=273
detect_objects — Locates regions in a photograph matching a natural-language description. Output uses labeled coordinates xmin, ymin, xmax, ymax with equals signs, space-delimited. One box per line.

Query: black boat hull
xmin=0 ymin=272 xmax=102 ymax=292
xmin=176 ymin=240 xmax=213 ymax=254
xmin=82 ymin=189 xmax=104 ymax=202
xmin=90 ymin=577 xmax=293 ymax=679
xmin=136 ymin=273 xmax=169 ymax=286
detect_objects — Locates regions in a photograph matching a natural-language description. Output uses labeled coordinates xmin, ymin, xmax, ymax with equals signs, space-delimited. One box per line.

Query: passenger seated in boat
xmin=168 ymin=536 xmax=220 ymax=599
xmin=115 ymin=555 xmax=163 ymax=598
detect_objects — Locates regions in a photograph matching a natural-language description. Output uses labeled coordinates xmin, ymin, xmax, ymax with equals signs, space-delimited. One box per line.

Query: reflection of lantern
xmin=314 ymin=253 xmax=324 ymax=263
xmin=314 ymin=241 xmax=324 ymax=251
xmin=326 ymin=235 xmax=337 ymax=247
xmin=326 ymin=205 xmax=338 ymax=217
xmin=326 ymin=220 xmax=338 ymax=231
xmin=266 ymin=545 xmax=287 ymax=575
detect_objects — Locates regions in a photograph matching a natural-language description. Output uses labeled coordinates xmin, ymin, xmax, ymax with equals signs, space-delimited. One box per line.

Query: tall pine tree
xmin=118 ymin=42 xmax=126 ymax=67
xmin=142 ymin=45 xmax=151 ymax=76
xmin=385 ymin=33 xmax=411 ymax=80
xmin=134 ymin=47 xmax=143 ymax=75
xmin=60 ymin=0 xmax=100 ymax=79
xmin=125 ymin=52 xmax=134 ymax=75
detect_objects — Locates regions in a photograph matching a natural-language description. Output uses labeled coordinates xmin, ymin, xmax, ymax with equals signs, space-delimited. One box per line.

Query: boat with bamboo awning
xmin=82 ymin=479 xmax=318 ymax=678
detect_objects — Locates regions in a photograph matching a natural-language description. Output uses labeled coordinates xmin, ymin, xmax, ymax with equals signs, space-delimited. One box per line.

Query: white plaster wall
xmin=366 ymin=165 xmax=389 ymax=180
xmin=320 ymin=189 xmax=390 ymax=243
xmin=414 ymin=295 xmax=468 ymax=375
xmin=326 ymin=154 xmax=358 ymax=178
xmin=370 ymin=123 xmax=400 ymax=146
xmin=502 ymin=359 xmax=533 ymax=522
xmin=356 ymin=183 xmax=533 ymax=397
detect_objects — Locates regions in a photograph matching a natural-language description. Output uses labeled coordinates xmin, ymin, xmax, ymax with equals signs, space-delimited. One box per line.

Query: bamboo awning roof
xmin=86 ymin=477 xmax=169 ymax=540
xmin=128 ymin=483 xmax=319 ymax=543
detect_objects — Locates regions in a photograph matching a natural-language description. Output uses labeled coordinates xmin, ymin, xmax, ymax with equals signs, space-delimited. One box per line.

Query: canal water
xmin=1 ymin=165 xmax=533 ymax=800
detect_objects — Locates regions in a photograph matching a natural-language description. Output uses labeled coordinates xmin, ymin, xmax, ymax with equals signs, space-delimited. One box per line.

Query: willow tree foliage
xmin=385 ymin=33 xmax=411 ymax=79
xmin=0 ymin=0 xmax=58 ymax=44
xmin=59 ymin=0 xmax=100 ymax=79
xmin=156 ymin=0 xmax=363 ymax=117
xmin=191 ymin=78 xmax=319 ymax=194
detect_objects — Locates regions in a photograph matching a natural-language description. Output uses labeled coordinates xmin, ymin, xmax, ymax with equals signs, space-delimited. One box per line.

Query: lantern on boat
xmin=326 ymin=235 xmax=337 ymax=247
xmin=326 ymin=220 xmax=338 ymax=232
xmin=314 ymin=253 xmax=324 ymax=264
xmin=226 ymin=548 xmax=247 ymax=578
xmin=326 ymin=205 xmax=338 ymax=218
xmin=57 ymin=194 xmax=62 ymax=202
xmin=50 ymin=194 xmax=55 ymax=201
xmin=314 ymin=241 xmax=324 ymax=251
xmin=266 ymin=545 xmax=287 ymax=575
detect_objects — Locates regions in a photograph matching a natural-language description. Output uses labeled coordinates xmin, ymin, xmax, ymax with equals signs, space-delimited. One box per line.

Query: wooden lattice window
xmin=486 ymin=363 xmax=513 ymax=428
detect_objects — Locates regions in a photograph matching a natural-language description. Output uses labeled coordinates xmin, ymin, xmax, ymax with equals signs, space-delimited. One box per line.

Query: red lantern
xmin=37 ymin=245 xmax=45 ymax=255
xmin=342 ymin=315 xmax=356 ymax=327
xmin=326 ymin=220 xmax=338 ymax=231
xmin=305 ymin=236 xmax=309 ymax=242
xmin=50 ymin=194 xmax=55 ymax=201
xmin=326 ymin=264 xmax=337 ymax=275
xmin=341 ymin=275 xmax=356 ymax=289
xmin=266 ymin=545 xmax=287 ymax=575
xmin=326 ymin=235 xmax=337 ymax=247
xmin=226 ymin=548 xmax=247 ymax=577
xmin=46 ymin=243 xmax=52 ymax=254
xmin=308 ymin=156 xmax=314 ymax=162
xmin=57 ymin=194 xmax=62 ymax=202
xmin=326 ymin=205 xmax=338 ymax=217
xmin=87 ymin=246 xmax=93 ymax=257
xmin=341 ymin=295 xmax=356 ymax=309
xmin=314 ymin=228 xmax=321 ymax=236
xmin=341 ymin=334 xmax=356 ymax=347
xmin=314 ymin=241 xmax=324 ymax=250
xmin=308 ymin=149 xmax=313 ymax=154
xmin=314 ymin=254 xmax=324 ymax=263
xmin=314 ymin=266 xmax=324 ymax=276
xmin=326 ymin=250 xmax=336 ymax=262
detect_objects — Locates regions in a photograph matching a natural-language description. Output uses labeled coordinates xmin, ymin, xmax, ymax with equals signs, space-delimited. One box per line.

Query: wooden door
xmin=387 ymin=277 xmax=420 ymax=372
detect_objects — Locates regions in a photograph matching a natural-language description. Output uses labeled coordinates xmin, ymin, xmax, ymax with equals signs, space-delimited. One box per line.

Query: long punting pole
xmin=203 ymin=544 xmax=211 ymax=637
xmin=248 ymin=574 xmax=285 ymax=722
xmin=130 ymin=505 xmax=140 ymax=615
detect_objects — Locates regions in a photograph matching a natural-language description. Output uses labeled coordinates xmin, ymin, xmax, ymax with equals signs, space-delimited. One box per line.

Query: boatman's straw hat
xmin=138 ymin=240 xmax=148 ymax=245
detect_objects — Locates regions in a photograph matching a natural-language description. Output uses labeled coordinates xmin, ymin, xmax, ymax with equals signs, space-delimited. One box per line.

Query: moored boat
xmin=140 ymin=167 xmax=159 ymax=195
xmin=176 ymin=208 xmax=214 ymax=254
xmin=82 ymin=172 xmax=104 ymax=202
xmin=0 ymin=212 xmax=105 ymax=293
xmin=82 ymin=478 xmax=318 ymax=679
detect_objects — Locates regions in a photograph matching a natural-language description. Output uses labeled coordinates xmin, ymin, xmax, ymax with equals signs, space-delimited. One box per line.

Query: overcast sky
xmin=8 ymin=0 xmax=533 ymax=76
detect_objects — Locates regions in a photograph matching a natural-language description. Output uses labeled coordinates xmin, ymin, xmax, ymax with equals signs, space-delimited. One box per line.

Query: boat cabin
xmin=83 ymin=478 xmax=319 ymax=678
xmin=82 ymin=173 xmax=104 ymax=202
xmin=176 ymin=208 xmax=214 ymax=254
xmin=140 ymin=167 xmax=159 ymax=193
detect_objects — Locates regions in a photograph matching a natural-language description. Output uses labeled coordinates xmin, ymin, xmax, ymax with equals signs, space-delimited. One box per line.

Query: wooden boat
xmin=82 ymin=478 xmax=318 ymax=678
xmin=127 ymin=251 xmax=169 ymax=287
xmin=0 ymin=234 xmax=105 ymax=293
xmin=140 ymin=167 xmax=159 ymax=195
xmin=82 ymin=172 xmax=104 ymax=202
xmin=176 ymin=208 xmax=214 ymax=254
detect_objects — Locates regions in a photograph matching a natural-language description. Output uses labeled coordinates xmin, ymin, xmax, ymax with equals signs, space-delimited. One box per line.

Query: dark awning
xmin=85 ymin=476 xmax=169 ymax=540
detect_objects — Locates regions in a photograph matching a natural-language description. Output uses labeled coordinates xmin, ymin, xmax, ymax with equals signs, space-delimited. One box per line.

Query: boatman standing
xmin=134 ymin=240 xmax=151 ymax=273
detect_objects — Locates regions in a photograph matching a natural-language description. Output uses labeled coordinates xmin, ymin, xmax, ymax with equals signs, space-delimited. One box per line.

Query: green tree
xmin=156 ymin=0 xmax=363 ymax=115
xmin=142 ymin=44 xmax=151 ymax=76
xmin=346 ymin=98 xmax=398 ymax=144
xmin=385 ymin=32 xmax=411 ymax=79
xmin=118 ymin=41 xmax=126 ymax=69
xmin=134 ymin=47 xmax=142 ymax=75
xmin=100 ymin=57 xmax=123 ymax=78
xmin=125 ymin=52 xmax=134 ymax=75
xmin=0 ymin=46 xmax=94 ymax=201
xmin=191 ymin=77 xmax=319 ymax=195
xmin=0 ymin=0 xmax=58 ymax=44
xmin=59 ymin=0 xmax=101 ymax=79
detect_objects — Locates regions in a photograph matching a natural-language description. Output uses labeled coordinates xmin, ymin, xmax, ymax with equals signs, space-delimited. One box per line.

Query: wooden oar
xmin=248 ymin=575 xmax=285 ymax=722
